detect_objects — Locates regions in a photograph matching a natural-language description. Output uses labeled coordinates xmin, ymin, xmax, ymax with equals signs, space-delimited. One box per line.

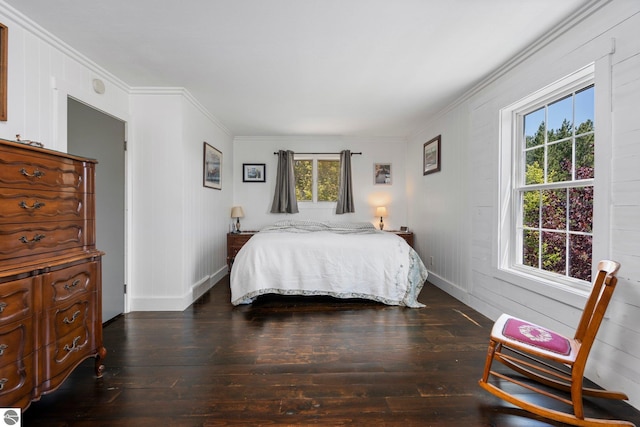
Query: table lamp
xmin=231 ymin=206 xmax=245 ymax=233
xmin=376 ymin=206 xmax=387 ymax=230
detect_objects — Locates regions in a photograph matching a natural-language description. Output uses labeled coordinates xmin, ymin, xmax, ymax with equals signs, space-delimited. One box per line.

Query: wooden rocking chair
xmin=478 ymin=260 xmax=635 ymax=426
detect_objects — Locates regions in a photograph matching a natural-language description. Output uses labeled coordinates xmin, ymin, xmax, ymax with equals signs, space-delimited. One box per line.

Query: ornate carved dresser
xmin=0 ymin=138 xmax=106 ymax=410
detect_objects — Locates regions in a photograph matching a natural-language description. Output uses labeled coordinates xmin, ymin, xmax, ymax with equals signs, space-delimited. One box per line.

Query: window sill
xmin=493 ymin=265 xmax=590 ymax=311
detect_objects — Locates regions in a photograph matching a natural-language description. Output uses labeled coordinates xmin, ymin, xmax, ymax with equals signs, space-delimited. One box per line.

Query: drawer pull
xmin=19 ymin=234 xmax=46 ymax=244
xmin=0 ymin=378 xmax=7 ymax=391
xmin=64 ymin=336 xmax=82 ymax=353
xmin=0 ymin=302 xmax=6 ymax=313
xmin=19 ymin=168 xmax=45 ymax=178
xmin=19 ymin=200 xmax=46 ymax=210
xmin=64 ymin=279 xmax=81 ymax=291
xmin=63 ymin=310 xmax=81 ymax=325
xmin=0 ymin=344 xmax=7 ymax=356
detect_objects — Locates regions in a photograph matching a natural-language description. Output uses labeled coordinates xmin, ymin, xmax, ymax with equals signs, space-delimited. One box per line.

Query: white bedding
xmin=230 ymin=220 xmax=428 ymax=307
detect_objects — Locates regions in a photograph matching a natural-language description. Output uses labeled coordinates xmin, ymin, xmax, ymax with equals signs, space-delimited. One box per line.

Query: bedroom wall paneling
xmin=233 ymin=136 xmax=409 ymax=231
xmin=128 ymin=90 xmax=233 ymax=311
xmin=0 ymin=5 xmax=130 ymax=153
xmin=406 ymin=0 xmax=640 ymax=409
xmin=0 ymin=2 xmax=233 ymax=312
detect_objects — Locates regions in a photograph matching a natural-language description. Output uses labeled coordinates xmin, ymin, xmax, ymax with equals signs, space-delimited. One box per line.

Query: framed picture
xmin=203 ymin=142 xmax=222 ymax=190
xmin=423 ymin=135 xmax=441 ymax=175
xmin=243 ymin=163 xmax=266 ymax=182
xmin=0 ymin=23 xmax=7 ymax=121
xmin=374 ymin=163 xmax=392 ymax=185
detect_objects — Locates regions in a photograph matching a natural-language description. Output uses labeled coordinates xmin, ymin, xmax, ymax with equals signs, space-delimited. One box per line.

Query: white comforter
xmin=230 ymin=221 xmax=428 ymax=307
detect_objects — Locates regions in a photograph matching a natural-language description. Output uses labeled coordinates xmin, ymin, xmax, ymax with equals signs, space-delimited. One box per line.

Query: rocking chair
xmin=478 ymin=260 xmax=635 ymax=426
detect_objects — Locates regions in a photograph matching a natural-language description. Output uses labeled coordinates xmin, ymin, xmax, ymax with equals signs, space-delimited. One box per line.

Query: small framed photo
xmin=374 ymin=163 xmax=392 ymax=185
xmin=203 ymin=142 xmax=222 ymax=190
xmin=423 ymin=135 xmax=441 ymax=175
xmin=243 ymin=163 xmax=266 ymax=182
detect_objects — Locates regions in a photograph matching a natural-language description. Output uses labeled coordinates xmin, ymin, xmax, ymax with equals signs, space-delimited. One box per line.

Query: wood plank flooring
xmin=23 ymin=278 xmax=640 ymax=426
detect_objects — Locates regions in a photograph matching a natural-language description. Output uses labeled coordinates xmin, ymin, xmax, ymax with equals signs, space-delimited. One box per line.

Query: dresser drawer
xmin=0 ymin=148 xmax=92 ymax=194
xmin=44 ymin=298 xmax=93 ymax=346
xmin=43 ymin=262 xmax=98 ymax=306
xmin=0 ymin=353 xmax=34 ymax=407
xmin=0 ymin=220 xmax=95 ymax=262
xmin=0 ymin=189 xmax=93 ymax=224
xmin=44 ymin=320 xmax=93 ymax=382
xmin=0 ymin=318 xmax=35 ymax=369
xmin=0 ymin=278 xmax=34 ymax=327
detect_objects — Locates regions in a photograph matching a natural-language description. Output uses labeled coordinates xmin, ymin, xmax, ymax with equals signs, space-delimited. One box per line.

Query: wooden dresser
xmin=0 ymin=139 xmax=106 ymax=411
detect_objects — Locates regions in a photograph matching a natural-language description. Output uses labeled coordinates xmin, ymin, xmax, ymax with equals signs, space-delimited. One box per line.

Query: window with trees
xmin=294 ymin=155 xmax=340 ymax=203
xmin=521 ymin=85 xmax=594 ymax=282
xmin=500 ymin=65 xmax=596 ymax=286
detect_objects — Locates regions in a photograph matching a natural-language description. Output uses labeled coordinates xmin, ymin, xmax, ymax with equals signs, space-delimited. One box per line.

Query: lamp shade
xmin=231 ymin=206 xmax=245 ymax=218
xmin=376 ymin=206 xmax=387 ymax=217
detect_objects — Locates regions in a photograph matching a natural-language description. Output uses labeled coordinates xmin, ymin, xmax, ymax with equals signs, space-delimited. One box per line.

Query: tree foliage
xmin=317 ymin=160 xmax=339 ymax=202
xmin=294 ymin=159 xmax=339 ymax=202
xmin=522 ymin=116 xmax=594 ymax=282
xmin=294 ymin=160 xmax=313 ymax=201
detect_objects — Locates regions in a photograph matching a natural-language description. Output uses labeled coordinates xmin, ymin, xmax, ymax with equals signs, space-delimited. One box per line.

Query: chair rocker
xmin=478 ymin=260 xmax=635 ymax=426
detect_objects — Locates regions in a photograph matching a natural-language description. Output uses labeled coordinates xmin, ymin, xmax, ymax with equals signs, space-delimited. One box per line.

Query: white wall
xmin=0 ymin=3 xmax=233 ymax=312
xmin=407 ymin=0 xmax=640 ymax=408
xmin=126 ymin=90 xmax=233 ymax=311
xmin=180 ymin=95 xmax=234 ymax=303
xmin=233 ymin=136 xmax=408 ymax=231
xmin=0 ymin=3 xmax=129 ymax=151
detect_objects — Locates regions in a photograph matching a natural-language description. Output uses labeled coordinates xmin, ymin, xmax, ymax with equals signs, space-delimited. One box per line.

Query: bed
xmin=229 ymin=220 xmax=428 ymax=307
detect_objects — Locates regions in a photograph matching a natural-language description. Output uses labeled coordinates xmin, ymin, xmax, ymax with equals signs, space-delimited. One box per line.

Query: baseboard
xmin=129 ymin=266 xmax=228 ymax=311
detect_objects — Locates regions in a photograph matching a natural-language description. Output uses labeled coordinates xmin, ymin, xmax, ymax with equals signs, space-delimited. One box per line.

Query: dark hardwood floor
xmin=24 ymin=278 xmax=640 ymax=426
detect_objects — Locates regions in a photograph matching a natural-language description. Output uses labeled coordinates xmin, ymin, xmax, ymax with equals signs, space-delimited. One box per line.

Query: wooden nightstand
xmin=387 ymin=230 xmax=414 ymax=248
xmin=227 ymin=231 xmax=257 ymax=272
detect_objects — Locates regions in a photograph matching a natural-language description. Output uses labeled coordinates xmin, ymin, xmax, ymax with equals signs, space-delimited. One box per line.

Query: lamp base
xmin=379 ymin=217 xmax=384 ymax=230
xmin=235 ymin=218 xmax=241 ymax=233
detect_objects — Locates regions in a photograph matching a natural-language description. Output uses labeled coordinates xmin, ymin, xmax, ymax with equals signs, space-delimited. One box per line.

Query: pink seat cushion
xmin=502 ymin=317 xmax=571 ymax=355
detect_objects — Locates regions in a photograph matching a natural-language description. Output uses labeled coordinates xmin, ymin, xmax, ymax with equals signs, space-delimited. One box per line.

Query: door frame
xmin=53 ymin=80 xmax=131 ymax=314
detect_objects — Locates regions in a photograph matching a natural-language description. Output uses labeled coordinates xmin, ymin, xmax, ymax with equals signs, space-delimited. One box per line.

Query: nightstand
xmin=387 ymin=230 xmax=414 ymax=248
xmin=227 ymin=231 xmax=257 ymax=271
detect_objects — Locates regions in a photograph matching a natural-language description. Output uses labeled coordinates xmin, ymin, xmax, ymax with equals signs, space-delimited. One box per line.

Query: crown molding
xmin=129 ymin=86 xmax=231 ymax=136
xmin=0 ymin=1 xmax=130 ymax=93
xmin=0 ymin=1 xmax=231 ymax=136
xmin=233 ymin=135 xmax=407 ymax=144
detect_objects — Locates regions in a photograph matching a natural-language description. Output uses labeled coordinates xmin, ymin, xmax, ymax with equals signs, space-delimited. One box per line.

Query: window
xmin=500 ymin=65 xmax=596 ymax=286
xmin=294 ymin=155 xmax=340 ymax=203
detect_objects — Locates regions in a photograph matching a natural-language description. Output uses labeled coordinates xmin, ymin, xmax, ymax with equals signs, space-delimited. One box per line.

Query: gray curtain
xmin=336 ymin=150 xmax=355 ymax=214
xmin=270 ymin=150 xmax=299 ymax=213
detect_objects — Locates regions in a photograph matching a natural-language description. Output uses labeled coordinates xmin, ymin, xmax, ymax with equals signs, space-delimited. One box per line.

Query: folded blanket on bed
xmin=261 ymin=219 xmax=377 ymax=234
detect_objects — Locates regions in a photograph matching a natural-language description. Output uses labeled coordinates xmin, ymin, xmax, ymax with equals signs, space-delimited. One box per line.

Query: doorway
xmin=68 ymin=98 xmax=126 ymax=322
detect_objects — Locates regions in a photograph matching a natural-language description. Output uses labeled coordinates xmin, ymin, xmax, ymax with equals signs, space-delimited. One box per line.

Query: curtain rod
xmin=273 ymin=151 xmax=362 ymax=155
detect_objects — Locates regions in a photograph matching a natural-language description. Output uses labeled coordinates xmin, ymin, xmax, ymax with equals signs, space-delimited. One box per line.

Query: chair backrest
xmin=573 ymin=260 xmax=621 ymax=364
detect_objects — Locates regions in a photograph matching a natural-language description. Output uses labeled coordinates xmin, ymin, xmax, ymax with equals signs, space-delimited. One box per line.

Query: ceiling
xmin=5 ymin=0 xmax=590 ymax=137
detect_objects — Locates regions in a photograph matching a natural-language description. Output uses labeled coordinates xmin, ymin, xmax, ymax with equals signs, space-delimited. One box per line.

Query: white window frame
xmin=497 ymin=62 xmax=611 ymax=296
xmin=294 ymin=154 xmax=340 ymax=205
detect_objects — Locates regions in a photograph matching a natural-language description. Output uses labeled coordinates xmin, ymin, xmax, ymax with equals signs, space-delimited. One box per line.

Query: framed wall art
xmin=423 ymin=135 xmax=441 ymax=175
xmin=374 ymin=163 xmax=392 ymax=185
xmin=203 ymin=142 xmax=222 ymax=190
xmin=243 ymin=163 xmax=266 ymax=182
